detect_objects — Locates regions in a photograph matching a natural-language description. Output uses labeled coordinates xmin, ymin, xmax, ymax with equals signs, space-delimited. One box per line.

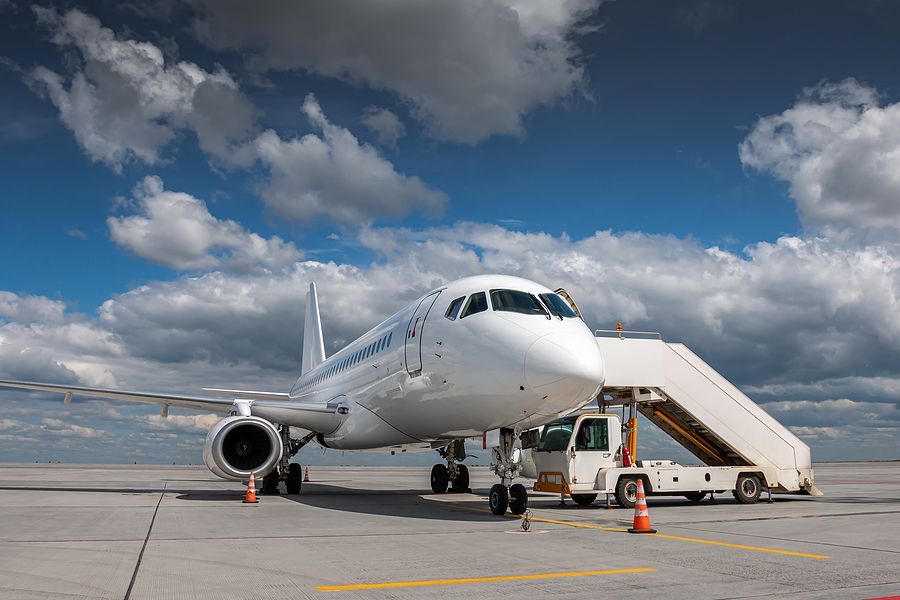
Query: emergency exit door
xmin=405 ymin=290 xmax=441 ymax=375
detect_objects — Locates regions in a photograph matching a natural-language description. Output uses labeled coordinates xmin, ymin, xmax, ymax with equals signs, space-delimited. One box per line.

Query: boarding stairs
xmin=594 ymin=332 xmax=820 ymax=494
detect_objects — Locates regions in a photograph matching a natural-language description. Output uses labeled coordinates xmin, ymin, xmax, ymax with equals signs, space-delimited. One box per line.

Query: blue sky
xmin=1 ymin=0 xmax=899 ymax=464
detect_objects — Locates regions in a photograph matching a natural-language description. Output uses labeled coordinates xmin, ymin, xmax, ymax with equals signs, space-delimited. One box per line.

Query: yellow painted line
xmin=436 ymin=501 xmax=830 ymax=559
xmin=646 ymin=532 xmax=830 ymax=559
xmin=315 ymin=567 xmax=655 ymax=591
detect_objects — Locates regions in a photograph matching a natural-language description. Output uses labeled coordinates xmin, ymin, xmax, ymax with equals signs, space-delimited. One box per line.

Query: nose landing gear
xmin=489 ymin=428 xmax=528 ymax=515
xmin=430 ymin=440 xmax=471 ymax=494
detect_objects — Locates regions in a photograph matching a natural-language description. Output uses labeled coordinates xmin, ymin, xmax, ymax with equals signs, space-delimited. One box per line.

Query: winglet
xmin=301 ymin=282 xmax=326 ymax=375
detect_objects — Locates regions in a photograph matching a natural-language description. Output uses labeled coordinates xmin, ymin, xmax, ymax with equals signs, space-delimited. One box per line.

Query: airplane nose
xmin=525 ymin=333 xmax=605 ymax=399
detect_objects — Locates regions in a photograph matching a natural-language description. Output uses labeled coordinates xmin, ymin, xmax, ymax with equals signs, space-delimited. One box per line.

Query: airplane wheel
xmin=509 ymin=483 xmax=528 ymax=515
xmin=285 ymin=463 xmax=302 ymax=495
xmin=451 ymin=464 xmax=470 ymax=493
xmin=489 ymin=484 xmax=509 ymax=515
xmin=262 ymin=470 xmax=280 ymax=495
xmin=572 ymin=493 xmax=597 ymax=506
xmin=431 ymin=464 xmax=449 ymax=494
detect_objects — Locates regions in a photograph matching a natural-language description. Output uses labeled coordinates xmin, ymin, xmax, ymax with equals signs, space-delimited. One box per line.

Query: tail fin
xmin=301 ymin=282 xmax=326 ymax=375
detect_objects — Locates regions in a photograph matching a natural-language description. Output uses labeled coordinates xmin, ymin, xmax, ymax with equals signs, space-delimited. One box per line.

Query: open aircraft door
xmin=405 ymin=290 xmax=441 ymax=375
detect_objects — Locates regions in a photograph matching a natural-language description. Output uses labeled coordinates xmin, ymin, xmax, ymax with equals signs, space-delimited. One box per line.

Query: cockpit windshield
xmin=539 ymin=293 xmax=578 ymax=318
xmin=490 ymin=289 xmax=548 ymax=316
xmin=536 ymin=417 xmax=576 ymax=452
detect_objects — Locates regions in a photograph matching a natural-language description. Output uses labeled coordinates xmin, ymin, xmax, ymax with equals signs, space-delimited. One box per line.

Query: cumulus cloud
xmin=40 ymin=417 xmax=106 ymax=438
xmin=361 ymin=106 xmax=406 ymax=150
xmin=190 ymin=0 xmax=600 ymax=143
xmin=145 ymin=413 xmax=220 ymax=432
xmin=27 ymin=7 xmax=256 ymax=171
xmin=252 ymin=95 xmax=446 ymax=224
xmin=25 ymin=9 xmax=448 ymax=226
xmin=108 ymin=176 xmax=302 ymax=271
xmin=740 ymin=79 xmax=900 ymax=241
xmin=2 ymin=217 xmax=900 ymax=459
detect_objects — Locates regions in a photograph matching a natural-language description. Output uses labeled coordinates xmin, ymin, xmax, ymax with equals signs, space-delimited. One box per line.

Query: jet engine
xmin=203 ymin=416 xmax=282 ymax=480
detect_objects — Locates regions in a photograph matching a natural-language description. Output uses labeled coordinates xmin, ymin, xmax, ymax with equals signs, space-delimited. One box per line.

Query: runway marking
xmin=315 ymin=567 xmax=655 ymax=591
xmin=437 ymin=501 xmax=830 ymax=559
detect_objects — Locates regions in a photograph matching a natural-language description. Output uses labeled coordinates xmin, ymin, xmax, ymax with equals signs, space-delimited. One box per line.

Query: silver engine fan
xmin=203 ymin=416 xmax=282 ymax=480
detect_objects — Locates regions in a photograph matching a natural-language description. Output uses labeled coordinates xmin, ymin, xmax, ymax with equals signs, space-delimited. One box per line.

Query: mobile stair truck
xmin=522 ymin=330 xmax=822 ymax=508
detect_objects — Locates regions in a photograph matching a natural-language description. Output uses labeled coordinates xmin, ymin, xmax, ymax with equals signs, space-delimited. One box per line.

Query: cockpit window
xmin=537 ymin=417 xmax=576 ymax=452
xmin=445 ymin=296 xmax=465 ymax=320
xmin=540 ymin=293 xmax=578 ymax=318
xmin=490 ymin=289 xmax=547 ymax=316
xmin=460 ymin=292 xmax=487 ymax=318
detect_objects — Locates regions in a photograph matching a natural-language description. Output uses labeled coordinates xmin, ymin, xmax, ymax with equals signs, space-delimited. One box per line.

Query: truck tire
xmin=615 ymin=477 xmax=639 ymax=509
xmin=733 ymin=475 xmax=762 ymax=504
xmin=572 ymin=493 xmax=598 ymax=506
xmin=684 ymin=491 xmax=706 ymax=502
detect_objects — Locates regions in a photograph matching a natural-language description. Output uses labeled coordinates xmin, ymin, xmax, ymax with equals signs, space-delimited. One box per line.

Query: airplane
xmin=0 ymin=274 xmax=605 ymax=515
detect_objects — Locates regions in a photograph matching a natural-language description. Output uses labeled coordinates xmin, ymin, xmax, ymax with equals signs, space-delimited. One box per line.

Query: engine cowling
xmin=203 ymin=416 xmax=282 ymax=480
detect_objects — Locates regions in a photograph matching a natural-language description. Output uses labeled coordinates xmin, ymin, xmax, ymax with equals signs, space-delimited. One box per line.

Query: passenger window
xmin=445 ymin=296 xmax=465 ymax=320
xmin=490 ymin=289 xmax=547 ymax=316
xmin=460 ymin=292 xmax=488 ymax=318
xmin=575 ymin=419 xmax=609 ymax=451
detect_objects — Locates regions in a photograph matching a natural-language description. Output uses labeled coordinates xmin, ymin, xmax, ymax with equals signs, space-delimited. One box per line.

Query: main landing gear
xmin=489 ymin=428 xmax=528 ymax=516
xmin=261 ymin=425 xmax=316 ymax=496
xmin=430 ymin=440 xmax=470 ymax=494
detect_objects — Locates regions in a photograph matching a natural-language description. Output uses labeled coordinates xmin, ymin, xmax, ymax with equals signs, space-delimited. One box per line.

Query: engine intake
xmin=203 ymin=416 xmax=282 ymax=480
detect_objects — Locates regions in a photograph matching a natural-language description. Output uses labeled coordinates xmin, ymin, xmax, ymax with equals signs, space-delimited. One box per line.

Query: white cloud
xmin=27 ymin=7 xmax=256 ymax=171
xmin=361 ymin=106 xmax=406 ymax=149
xmin=108 ymin=176 xmax=302 ymax=271
xmin=740 ymin=79 xmax=900 ymax=241
xmin=251 ymin=95 xmax=446 ymax=225
xmin=190 ymin=0 xmax=600 ymax=143
xmin=145 ymin=413 xmax=220 ymax=432
xmin=40 ymin=417 xmax=106 ymax=438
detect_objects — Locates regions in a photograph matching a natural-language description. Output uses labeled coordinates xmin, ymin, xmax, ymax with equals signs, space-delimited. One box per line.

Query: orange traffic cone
xmin=242 ymin=471 xmax=259 ymax=504
xmin=303 ymin=467 xmax=310 ymax=482
xmin=627 ymin=479 xmax=656 ymax=533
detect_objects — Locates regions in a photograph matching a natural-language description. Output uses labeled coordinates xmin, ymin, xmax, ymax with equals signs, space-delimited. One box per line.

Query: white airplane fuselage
xmin=251 ymin=275 xmax=605 ymax=450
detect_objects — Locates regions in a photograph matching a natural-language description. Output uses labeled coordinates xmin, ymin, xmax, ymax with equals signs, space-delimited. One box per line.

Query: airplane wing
xmin=0 ymin=379 xmax=235 ymax=413
xmin=0 ymin=379 xmax=349 ymax=435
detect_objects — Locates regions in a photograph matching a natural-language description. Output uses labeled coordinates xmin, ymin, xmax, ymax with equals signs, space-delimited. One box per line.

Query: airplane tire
xmin=684 ymin=491 xmax=706 ymax=502
xmin=431 ymin=464 xmax=449 ymax=494
xmin=615 ymin=477 xmax=639 ymax=509
xmin=451 ymin=464 xmax=470 ymax=493
xmin=489 ymin=484 xmax=509 ymax=515
xmin=572 ymin=493 xmax=597 ymax=506
xmin=733 ymin=475 xmax=761 ymax=504
xmin=285 ymin=463 xmax=302 ymax=495
xmin=509 ymin=483 xmax=528 ymax=515
xmin=262 ymin=470 xmax=280 ymax=495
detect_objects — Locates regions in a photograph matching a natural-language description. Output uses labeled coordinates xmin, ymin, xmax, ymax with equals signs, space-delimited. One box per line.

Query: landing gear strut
xmin=489 ymin=428 xmax=527 ymax=515
xmin=261 ymin=425 xmax=316 ymax=495
xmin=430 ymin=440 xmax=470 ymax=494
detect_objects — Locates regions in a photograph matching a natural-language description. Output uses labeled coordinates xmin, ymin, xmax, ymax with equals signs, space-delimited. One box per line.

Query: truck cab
xmin=530 ymin=414 xmax=623 ymax=497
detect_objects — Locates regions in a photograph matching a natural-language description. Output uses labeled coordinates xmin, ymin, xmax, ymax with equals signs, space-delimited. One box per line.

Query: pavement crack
xmin=123 ymin=482 xmax=166 ymax=600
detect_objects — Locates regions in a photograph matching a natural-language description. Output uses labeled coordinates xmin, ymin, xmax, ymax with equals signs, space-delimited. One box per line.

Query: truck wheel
xmin=615 ymin=477 xmax=639 ymax=509
xmin=733 ymin=475 xmax=762 ymax=504
xmin=571 ymin=494 xmax=597 ymax=506
xmin=684 ymin=491 xmax=706 ymax=502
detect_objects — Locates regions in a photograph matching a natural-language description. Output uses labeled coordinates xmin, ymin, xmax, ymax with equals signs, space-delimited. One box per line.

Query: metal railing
xmin=595 ymin=329 xmax=662 ymax=340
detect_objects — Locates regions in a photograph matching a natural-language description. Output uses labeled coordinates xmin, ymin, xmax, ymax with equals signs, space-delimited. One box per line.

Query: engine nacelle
xmin=203 ymin=416 xmax=282 ymax=480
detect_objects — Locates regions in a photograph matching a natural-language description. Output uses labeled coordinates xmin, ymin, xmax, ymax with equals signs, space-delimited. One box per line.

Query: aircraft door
xmin=405 ymin=290 xmax=441 ymax=375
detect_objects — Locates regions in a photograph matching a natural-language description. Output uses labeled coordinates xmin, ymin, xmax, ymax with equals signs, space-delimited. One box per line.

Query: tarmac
xmin=0 ymin=461 xmax=897 ymax=599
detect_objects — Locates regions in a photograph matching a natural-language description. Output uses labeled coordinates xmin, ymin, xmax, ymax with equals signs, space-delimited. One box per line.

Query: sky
xmin=1 ymin=0 xmax=899 ymax=465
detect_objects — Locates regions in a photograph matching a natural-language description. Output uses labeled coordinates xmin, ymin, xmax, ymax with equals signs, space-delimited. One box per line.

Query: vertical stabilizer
xmin=301 ymin=282 xmax=326 ymax=375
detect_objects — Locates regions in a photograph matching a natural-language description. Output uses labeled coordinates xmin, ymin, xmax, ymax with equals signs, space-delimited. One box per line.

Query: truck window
xmin=536 ymin=417 xmax=576 ymax=452
xmin=575 ymin=419 xmax=609 ymax=451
